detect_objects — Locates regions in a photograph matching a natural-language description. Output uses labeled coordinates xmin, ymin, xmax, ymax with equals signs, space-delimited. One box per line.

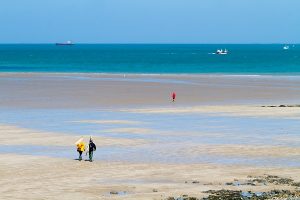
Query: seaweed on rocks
xmin=261 ymin=105 xmax=300 ymax=108
xmin=203 ymin=189 xmax=244 ymax=200
xmin=110 ymin=191 xmax=119 ymax=195
xmin=167 ymin=175 xmax=300 ymax=200
xmin=251 ymin=175 xmax=295 ymax=186
xmin=166 ymin=197 xmax=176 ymax=200
xmin=166 ymin=190 xmax=300 ymax=200
xmin=292 ymin=182 xmax=300 ymax=187
xmin=166 ymin=195 xmax=199 ymax=200
xmin=202 ymin=189 xmax=300 ymax=200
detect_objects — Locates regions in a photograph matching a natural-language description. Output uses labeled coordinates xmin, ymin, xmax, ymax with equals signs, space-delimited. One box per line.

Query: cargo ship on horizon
xmin=55 ymin=40 xmax=74 ymax=46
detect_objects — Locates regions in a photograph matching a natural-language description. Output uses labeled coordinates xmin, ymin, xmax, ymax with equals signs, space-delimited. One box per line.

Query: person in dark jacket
xmin=88 ymin=137 xmax=96 ymax=162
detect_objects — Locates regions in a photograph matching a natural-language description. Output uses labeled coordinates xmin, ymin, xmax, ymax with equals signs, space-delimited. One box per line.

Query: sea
xmin=0 ymin=44 xmax=299 ymax=74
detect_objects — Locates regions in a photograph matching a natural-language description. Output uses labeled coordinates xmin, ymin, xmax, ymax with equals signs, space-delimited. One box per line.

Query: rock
xmin=181 ymin=196 xmax=199 ymax=200
xmin=170 ymin=175 xmax=300 ymax=200
xmin=264 ymin=175 xmax=294 ymax=185
xmin=248 ymin=182 xmax=256 ymax=186
xmin=166 ymin=195 xmax=199 ymax=200
xmin=188 ymin=197 xmax=198 ymax=200
xmin=261 ymin=104 xmax=300 ymax=108
xmin=292 ymin=182 xmax=300 ymax=187
xmin=203 ymin=189 xmax=300 ymax=200
xmin=166 ymin=197 xmax=175 ymax=200
xmin=203 ymin=189 xmax=243 ymax=200
xmin=110 ymin=191 xmax=118 ymax=195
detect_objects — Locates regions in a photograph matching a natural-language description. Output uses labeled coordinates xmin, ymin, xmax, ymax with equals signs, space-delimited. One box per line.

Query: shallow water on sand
xmin=1 ymin=108 xmax=299 ymax=167
xmin=2 ymin=144 xmax=299 ymax=167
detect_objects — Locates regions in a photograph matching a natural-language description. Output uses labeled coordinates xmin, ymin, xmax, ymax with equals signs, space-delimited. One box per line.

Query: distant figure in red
xmin=172 ymin=92 xmax=176 ymax=102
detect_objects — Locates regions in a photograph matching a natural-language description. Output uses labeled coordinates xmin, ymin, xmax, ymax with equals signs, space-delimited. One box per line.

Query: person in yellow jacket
xmin=75 ymin=138 xmax=86 ymax=161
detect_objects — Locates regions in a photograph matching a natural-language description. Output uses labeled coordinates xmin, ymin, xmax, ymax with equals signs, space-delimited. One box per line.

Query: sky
xmin=0 ymin=0 xmax=299 ymax=43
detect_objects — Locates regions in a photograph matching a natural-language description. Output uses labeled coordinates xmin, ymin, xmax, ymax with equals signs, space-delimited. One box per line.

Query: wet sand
xmin=0 ymin=124 xmax=145 ymax=147
xmin=123 ymin=105 xmax=300 ymax=119
xmin=1 ymin=73 xmax=300 ymax=108
xmin=1 ymin=73 xmax=300 ymax=199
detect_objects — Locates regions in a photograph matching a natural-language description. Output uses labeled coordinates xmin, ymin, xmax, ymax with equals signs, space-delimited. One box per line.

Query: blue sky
xmin=0 ymin=0 xmax=299 ymax=43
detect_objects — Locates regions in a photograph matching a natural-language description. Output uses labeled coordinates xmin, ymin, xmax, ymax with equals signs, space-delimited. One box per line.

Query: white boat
xmin=214 ymin=49 xmax=228 ymax=55
xmin=283 ymin=45 xmax=289 ymax=50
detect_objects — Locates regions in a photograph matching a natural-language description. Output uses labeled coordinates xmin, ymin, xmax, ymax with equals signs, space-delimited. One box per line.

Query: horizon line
xmin=0 ymin=42 xmax=298 ymax=45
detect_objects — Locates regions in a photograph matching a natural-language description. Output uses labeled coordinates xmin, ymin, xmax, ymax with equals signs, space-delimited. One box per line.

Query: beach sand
xmin=0 ymin=73 xmax=300 ymax=199
xmin=1 ymin=153 xmax=300 ymax=200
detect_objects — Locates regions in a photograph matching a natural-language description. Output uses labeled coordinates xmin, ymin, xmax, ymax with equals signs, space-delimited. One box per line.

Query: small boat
xmin=283 ymin=45 xmax=289 ymax=50
xmin=55 ymin=40 xmax=74 ymax=46
xmin=213 ymin=49 xmax=228 ymax=55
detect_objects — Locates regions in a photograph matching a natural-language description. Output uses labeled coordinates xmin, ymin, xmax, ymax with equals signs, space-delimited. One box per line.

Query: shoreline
xmin=2 ymin=72 xmax=300 ymax=77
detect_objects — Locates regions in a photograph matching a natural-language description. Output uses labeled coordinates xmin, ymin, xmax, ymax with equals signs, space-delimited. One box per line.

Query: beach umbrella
xmin=75 ymin=137 xmax=83 ymax=145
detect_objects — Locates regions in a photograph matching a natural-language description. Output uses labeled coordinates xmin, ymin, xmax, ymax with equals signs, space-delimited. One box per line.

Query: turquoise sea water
xmin=0 ymin=44 xmax=299 ymax=74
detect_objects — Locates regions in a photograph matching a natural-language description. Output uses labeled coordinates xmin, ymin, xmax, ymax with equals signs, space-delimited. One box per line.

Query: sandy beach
xmin=0 ymin=73 xmax=300 ymax=199
xmin=1 ymin=153 xmax=300 ymax=200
